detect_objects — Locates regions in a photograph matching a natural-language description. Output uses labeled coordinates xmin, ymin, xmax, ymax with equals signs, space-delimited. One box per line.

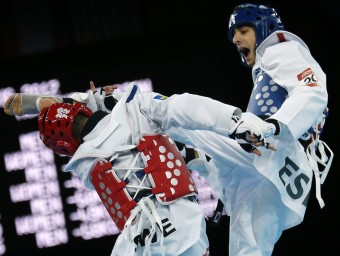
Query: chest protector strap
xmin=90 ymin=160 xmax=137 ymax=231
xmin=137 ymin=133 xmax=198 ymax=205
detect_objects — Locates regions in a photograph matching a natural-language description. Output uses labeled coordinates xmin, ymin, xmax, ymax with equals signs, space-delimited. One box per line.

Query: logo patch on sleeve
xmin=297 ymin=68 xmax=318 ymax=87
xmin=153 ymin=94 xmax=168 ymax=100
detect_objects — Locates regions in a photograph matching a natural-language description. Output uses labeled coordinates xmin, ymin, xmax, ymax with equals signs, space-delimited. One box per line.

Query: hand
xmin=3 ymin=94 xmax=23 ymax=116
xmin=103 ymin=84 xmax=118 ymax=95
xmin=90 ymin=81 xmax=118 ymax=95
xmin=229 ymin=112 xmax=277 ymax=156
xmin=90 ymin=81 xmax=97 ymax=93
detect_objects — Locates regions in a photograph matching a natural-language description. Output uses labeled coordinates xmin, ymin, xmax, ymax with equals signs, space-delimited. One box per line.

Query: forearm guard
xmin=21 ymin=94 xmax=62 ymax=114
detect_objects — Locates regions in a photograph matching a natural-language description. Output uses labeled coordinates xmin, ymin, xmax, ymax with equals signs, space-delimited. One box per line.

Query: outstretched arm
xmin=3 ymin=81 xmax=119 ymax=117
xmin=3 ymin=94 xmax=62 ymax=116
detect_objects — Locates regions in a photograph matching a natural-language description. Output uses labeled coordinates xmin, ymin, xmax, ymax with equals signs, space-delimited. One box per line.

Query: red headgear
xmin=38 ymin=102 xmax=93 ymax=156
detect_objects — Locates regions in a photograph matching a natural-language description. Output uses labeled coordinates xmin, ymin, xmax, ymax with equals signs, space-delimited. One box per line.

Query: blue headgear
xmin=228 ymin=3 xmax=285 ymax=49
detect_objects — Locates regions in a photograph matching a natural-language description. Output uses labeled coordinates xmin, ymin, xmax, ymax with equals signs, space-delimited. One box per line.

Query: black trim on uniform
xmin=80 ymin=110 xmax=108 ymax=140
xmin=184 ymin=147 xmax=196 ymax=162
xmin=63 ymin=98 xmax=74 ymax=104
xmin=104 ymin=96 xmax=118 ymax=110
xmin=209 ymin=199 xmax=225 ymax=226
xmin=258 ymin=115 xmax=280 ymax=135
xmin=266 ymin=118 xmax=280 ymax=135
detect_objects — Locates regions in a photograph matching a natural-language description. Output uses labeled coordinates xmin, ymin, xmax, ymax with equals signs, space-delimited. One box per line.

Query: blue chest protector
xmin=247 ymin=68 xmax=328 ymax=142
xmin=247 ymin=68 xmax=288 ymax=117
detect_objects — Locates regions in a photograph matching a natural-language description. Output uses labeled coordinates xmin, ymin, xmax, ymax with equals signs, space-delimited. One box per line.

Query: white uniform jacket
xmin=251 ymin=30 xmax=330 ymax=212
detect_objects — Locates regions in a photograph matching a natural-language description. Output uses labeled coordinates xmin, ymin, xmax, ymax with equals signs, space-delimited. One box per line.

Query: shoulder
xmin=257 ymin=31 xmax=310 ymax=57
xmin=256 ymin=31 xmax=317 ymax=71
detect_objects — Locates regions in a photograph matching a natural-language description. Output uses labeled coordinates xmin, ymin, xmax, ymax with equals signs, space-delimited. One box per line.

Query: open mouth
xmin=239 ymin=47 xmax=250 ymax=60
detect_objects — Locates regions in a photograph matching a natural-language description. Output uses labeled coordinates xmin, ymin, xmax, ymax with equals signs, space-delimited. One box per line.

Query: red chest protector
xmin=90 ymin=133 xmax=198 ymax=231
xmin=90 ymin=160 xmax=137 ymax=231
xmin=137 ymin=133 xmax=198 ymax=204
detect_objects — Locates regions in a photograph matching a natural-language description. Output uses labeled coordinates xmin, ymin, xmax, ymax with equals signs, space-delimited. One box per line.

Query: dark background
xmin=0 ymin=0 xmax=339 ymax=255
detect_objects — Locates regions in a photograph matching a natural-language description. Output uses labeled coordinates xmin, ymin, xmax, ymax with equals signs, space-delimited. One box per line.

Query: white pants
xmin=229 ymin=179 xmax=289 ymax=256
xmin=111 ymin=198 xmax=209 ymax=256
xmin=206 ymin=160 xmax=301 ymax=256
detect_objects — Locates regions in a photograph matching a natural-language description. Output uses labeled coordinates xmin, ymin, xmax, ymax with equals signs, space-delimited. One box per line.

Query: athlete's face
xmin=232 ymin=26 xmax=256 ymax=67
